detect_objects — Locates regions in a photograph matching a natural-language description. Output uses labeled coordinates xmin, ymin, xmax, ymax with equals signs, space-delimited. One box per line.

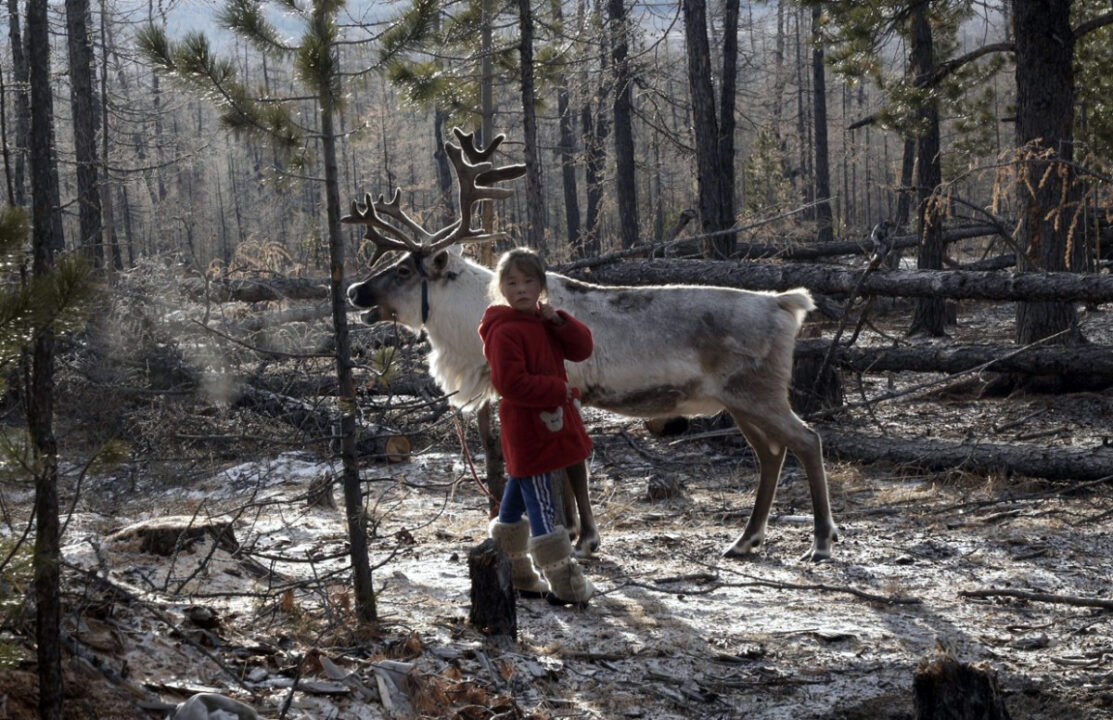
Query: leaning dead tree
xmin=571 ymin=259 xmax=1113 ymax=303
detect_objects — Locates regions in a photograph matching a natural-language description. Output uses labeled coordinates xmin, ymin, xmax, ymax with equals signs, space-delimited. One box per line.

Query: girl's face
xmin=500 ymin=266 xmax=543 ymax=314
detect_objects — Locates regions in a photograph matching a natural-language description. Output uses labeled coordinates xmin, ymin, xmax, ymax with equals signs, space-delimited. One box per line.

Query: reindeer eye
xmin=396 ymin=264 xmax=413 ymax=279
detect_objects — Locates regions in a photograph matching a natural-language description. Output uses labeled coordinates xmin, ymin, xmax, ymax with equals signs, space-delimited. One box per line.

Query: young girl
xmin=478 ymin=247 xmax=595 ymax=607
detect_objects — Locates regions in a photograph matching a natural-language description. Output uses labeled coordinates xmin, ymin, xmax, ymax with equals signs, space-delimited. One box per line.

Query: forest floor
xmin=2 ymin=277 xmax=1113 ymax=719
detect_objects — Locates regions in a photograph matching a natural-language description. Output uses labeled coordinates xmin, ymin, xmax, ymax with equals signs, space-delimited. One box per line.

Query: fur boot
xmin=489 ymin=519 xmax=549 ymax=598
xmin=529 ymin=527 xmax=594 ymax=607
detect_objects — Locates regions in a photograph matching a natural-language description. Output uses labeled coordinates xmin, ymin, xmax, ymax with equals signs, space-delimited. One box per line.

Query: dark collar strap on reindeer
xmin=416 ymin=258 xmax=430 ymax=323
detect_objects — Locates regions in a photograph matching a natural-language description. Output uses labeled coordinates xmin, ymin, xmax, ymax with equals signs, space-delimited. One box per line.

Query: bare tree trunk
xmin=1 ymin=66 xmax=13 ymax=205
xmin=895 ymin=136 xmax=915 ymax=229
xmin=552 ymin=0 xmax=581 ymax=252
xmin=517 ymin=0 xmax=546 ymax=250
xmin=811 ymin=5 xmax=833 ymax=244
xmin=717 ymin=0 xmax=738 ymax=251
xmin=315 ymin=4 xmax=376 ymax=623
xmin=681 ymin=0 xmax=734 ymax=259
xmin=27 ymin=0 xmax=65 ymax=713
xmin=433 ymin=109 xmax=453 ymax=225
xmin=608 ymin=0 xmax=639 ymax=249
xmin=478 ymin=0 xmax=496 ymax=266
xmin=147 ymin=0 xmax=167 ymax=203
xmin=795 ymin=6 xmax=812 ymax=213
xmin=98 ymin=0 xmax=122 ymax=270
xmin=579 ymin=0 xmax=610 ymax=258
xmin=6 ymin=0 xmax=29 ymax=207
xmin=1014 ymin=0 xmax=1082 ymax=347
xmin=66 ymin=0 xmax=104 ymax=266
xmin=908 ymin=2 xmax=946 ymax=337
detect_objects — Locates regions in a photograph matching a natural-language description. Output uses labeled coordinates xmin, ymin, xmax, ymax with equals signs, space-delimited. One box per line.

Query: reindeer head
xmin=344 ymin=128 xmax=525 ymax=327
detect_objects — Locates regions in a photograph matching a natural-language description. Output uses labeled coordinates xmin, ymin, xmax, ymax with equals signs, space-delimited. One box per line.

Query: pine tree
xmin=138 ymin=0 xmax=377 ymax=622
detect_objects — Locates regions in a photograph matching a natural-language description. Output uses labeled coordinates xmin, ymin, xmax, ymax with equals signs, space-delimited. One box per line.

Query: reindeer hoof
xmin=722 ymin=532 xmax=763 ymax=559
xmin=801 ymin=530 xmax=838 ymax=562
xmin=574 ymin=530 xmax=600 ymax=558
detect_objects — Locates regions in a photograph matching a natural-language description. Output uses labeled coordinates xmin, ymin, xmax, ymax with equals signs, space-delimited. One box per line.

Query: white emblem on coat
xmin=539 ymin=406 xmax=564 ymax=432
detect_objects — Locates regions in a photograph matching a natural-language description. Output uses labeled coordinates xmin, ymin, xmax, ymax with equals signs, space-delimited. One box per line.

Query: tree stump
xmin=106 ymin=517 xmax=238 ymax=556
xmin=467 ymin=539 xmax=516 ymax=640
xmin=913 ymin=654 xmax=1011 ymax=720
xmin=646 ymin=473 xmax=685 ymax=500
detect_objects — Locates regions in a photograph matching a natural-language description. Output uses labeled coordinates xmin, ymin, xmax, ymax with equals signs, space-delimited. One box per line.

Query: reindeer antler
xmin=342 ymin=128 xmax=525 ymax=260
xmin=342 ymin=191 xmax=423 ymax=265
xmin=432 ymin=127 xmax=527 ymax=253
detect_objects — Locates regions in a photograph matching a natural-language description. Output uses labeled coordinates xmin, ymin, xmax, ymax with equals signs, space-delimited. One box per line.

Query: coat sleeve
xmin=550 ymin=311 xmax=593 ymax=362
xmin=485 ymin=328 xmax=568 ymax=407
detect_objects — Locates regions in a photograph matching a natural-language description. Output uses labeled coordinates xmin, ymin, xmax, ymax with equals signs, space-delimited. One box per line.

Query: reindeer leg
xmin=731 ymin=406 xmax=837 ymax=562
xmin=566 ymin=461 xmax=599 ymax=557
xmin=782 ymin=415 xmax=837 ymax=562
xmin=477 ymin=401 xmax=505 ymax=519
xmin=553 ymin=467 xmax=581 ymax=540
xmin=722 ymin=414 xmax=785 ymax=559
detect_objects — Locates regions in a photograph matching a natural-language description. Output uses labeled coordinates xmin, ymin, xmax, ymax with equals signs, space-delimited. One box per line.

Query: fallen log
xmin=570 ymin=259 xmax=1113 ymax=303
xmin=183 ymin=276 xmax=329 ymax=303
xmin=795 ymin=339 xmax=1113 ymax=378
xmin=217 ymin=303 xmax=332 ymax=333
xmin=556 ymin=224 xmax=1001 ymax=270
xmin=232 ymin=384 xmax=411 ymax=462
xmin=764 ymin=223 xmax=1002 ymax=262
xmin=949 ymin=253 xmax=1016 ymax=271
xmin=819 ymin=429 xmax=1113 ymax=482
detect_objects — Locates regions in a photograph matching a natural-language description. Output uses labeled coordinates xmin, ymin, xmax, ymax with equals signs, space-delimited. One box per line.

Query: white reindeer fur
xmin=349 ymin=246 xmax=837 ymax=560
xmin=377 ymin=247 xmax=811 ymax=419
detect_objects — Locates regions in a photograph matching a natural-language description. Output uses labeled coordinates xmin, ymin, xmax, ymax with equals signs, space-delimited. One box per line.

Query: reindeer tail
xmin=776 ymin=288 xmax=816 ymax=327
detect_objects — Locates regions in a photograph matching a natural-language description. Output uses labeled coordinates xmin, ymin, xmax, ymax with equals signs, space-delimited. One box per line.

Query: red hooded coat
xmin=478 ymin=305 xmax=594 ymax=477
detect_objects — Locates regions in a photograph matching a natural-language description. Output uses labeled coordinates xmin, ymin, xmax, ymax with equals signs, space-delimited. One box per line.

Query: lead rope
xmin=453 ymin=412 xmax=500 ymax=515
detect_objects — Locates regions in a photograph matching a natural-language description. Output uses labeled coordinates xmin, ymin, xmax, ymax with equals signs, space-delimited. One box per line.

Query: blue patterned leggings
xmin=497 ymin=472 xmax=558 ymax=536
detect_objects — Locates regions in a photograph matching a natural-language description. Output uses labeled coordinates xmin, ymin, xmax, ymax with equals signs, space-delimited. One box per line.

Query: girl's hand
xmin=538 ymin=302 xmax=563 ymax=325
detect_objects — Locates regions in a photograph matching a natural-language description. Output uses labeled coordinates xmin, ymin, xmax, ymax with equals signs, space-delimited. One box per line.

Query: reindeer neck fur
xmin=421 ymin=252 xmax=496 ymax=411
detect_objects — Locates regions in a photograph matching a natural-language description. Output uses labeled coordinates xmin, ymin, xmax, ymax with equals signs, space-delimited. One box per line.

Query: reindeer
xmin=345 ymin=128 xmax=838 ymax=562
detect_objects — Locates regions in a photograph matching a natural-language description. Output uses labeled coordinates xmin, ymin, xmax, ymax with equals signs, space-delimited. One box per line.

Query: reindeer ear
xmin=428 ymin=250 xmax=451 ymax=277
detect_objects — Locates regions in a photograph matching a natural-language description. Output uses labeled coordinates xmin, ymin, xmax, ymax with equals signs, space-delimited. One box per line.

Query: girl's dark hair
xmin=490 ymin=247 xmax=548 ymax=302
